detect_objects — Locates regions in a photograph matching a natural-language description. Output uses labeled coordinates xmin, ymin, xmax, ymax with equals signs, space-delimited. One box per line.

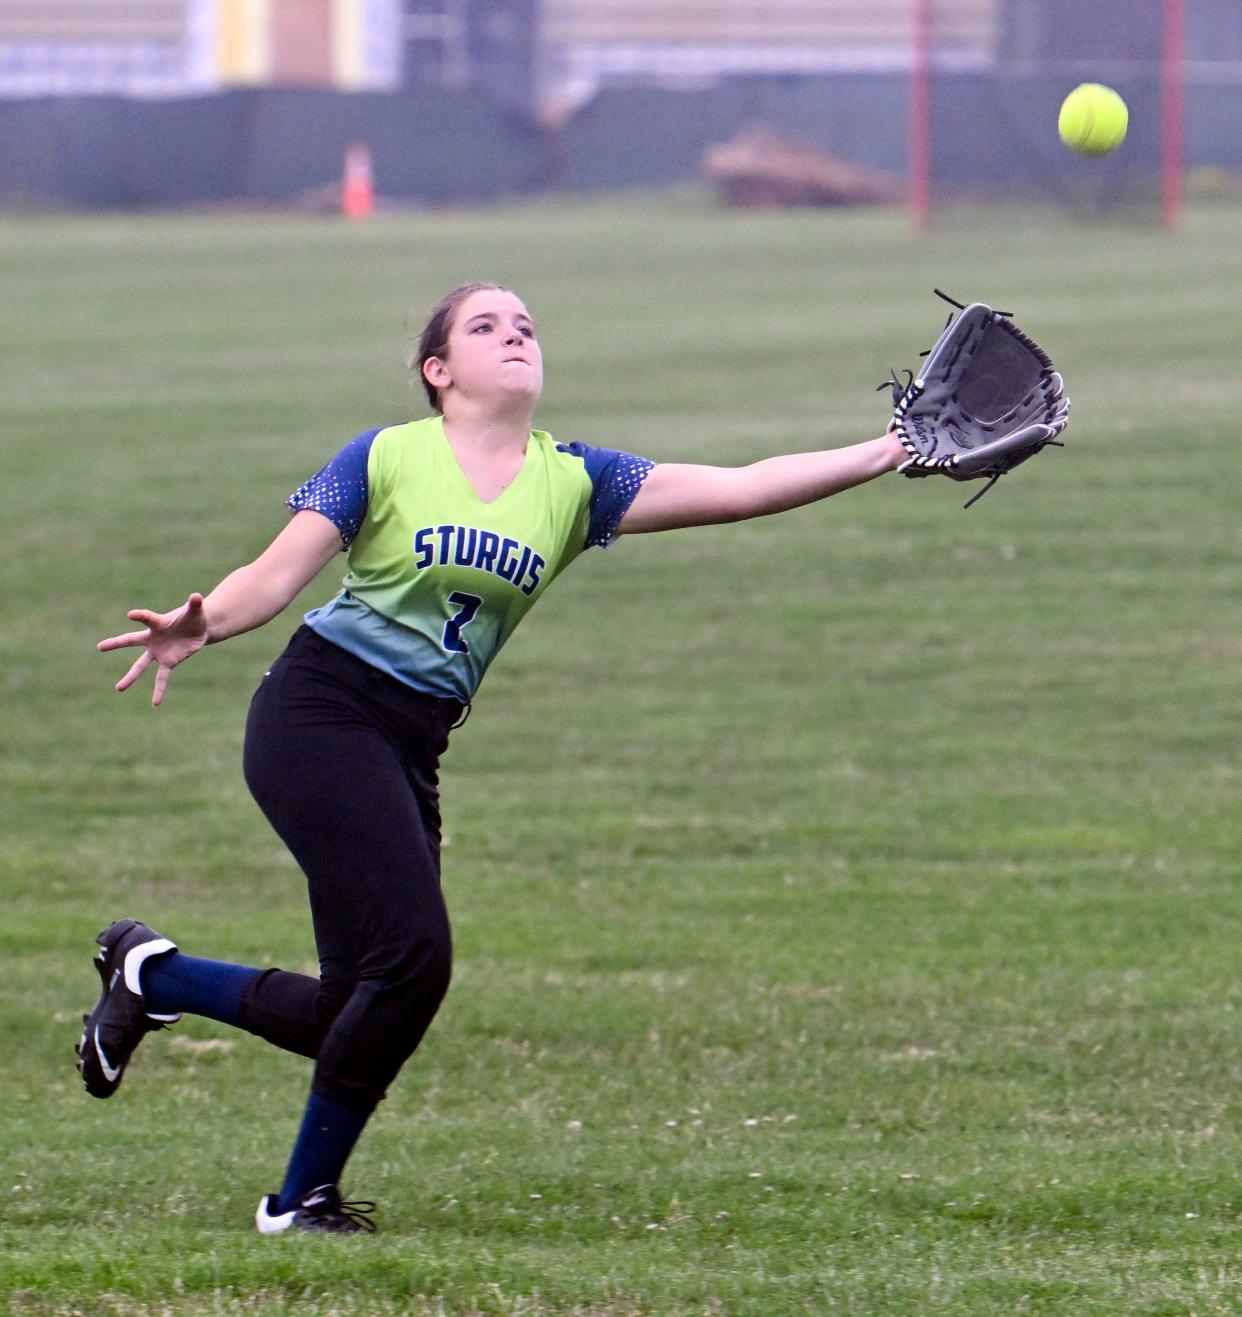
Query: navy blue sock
xmin=278 ymin=1091 xmax=372 ymax=1212
xmin=140 ymin=951 xmax=260 ymax=1026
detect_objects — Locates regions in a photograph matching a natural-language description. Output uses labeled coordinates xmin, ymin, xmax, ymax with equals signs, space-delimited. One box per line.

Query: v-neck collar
xmin=435 ymin=417 xmax=534 ymax=507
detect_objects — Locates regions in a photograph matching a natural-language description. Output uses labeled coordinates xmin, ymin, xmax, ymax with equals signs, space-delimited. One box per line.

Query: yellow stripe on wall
xmin=218 ymin=0 xmax=272 ymax=84
xmin=332 ymin=0 xmax=366 ymax=89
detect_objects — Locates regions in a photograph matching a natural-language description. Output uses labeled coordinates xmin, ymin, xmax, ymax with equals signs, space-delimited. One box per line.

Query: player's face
xmin=432 ymin=289 xmax=543 ymax=411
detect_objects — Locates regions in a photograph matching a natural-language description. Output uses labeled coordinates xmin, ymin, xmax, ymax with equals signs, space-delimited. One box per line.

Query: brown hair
xmin=410 ymin=282 xmax=511 ymax=413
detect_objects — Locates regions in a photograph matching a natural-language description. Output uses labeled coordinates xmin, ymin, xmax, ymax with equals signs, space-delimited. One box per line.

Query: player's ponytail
xmin=411 ymin=282 xmax=510 ymax=413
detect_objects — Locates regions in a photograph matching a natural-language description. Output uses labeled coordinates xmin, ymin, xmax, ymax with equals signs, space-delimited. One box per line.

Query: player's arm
xmin=99 ymin=510 xmax=342 ymax=706
xmin=199 ymin=510 xmax=343 ymax=643
xmin=617 ymin=433 xmax=906 ymax=534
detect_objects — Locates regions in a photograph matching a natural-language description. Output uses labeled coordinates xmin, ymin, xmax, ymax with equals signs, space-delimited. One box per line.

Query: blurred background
xmin=1 ymin=0 xmax=1239 ymax=218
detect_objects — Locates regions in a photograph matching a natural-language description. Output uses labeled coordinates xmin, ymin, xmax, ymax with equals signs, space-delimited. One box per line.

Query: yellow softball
xmin=1058 ymin=83 xmax=1129 ymax=156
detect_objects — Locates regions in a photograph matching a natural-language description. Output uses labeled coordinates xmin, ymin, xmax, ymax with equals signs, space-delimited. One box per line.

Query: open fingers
xmin=98 ymin=629 xmax=153 ymax=653
xmin=115 ymin=649 xmax=153 ymax=693
xmin=151 ymin=663 xmax=172 ymax=708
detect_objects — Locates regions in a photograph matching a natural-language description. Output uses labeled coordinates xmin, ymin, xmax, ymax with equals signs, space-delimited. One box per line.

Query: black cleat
xmin=75 ymin=918 xmax=179 ymax=1099
xmin=255 ymin=1185 xmax=378 ymax=1234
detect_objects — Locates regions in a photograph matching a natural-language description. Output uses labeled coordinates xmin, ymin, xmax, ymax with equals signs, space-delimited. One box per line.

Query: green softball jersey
xmin=287 ymin=417 xmax=655 ymax=701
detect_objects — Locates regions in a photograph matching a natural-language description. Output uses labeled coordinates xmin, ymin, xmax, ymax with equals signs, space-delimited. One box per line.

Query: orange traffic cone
xmin=342 ymin=141 xmax=375 ymax=219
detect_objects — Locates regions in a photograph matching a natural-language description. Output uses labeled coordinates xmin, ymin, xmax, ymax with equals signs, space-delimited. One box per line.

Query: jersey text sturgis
xmin=413 ymin=524 xmax=546 ymax=597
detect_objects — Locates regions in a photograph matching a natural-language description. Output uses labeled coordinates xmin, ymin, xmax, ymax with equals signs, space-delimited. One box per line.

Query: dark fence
xmin=0 ymin=88 xmax=548 ymax=208
xmin=1 ymin=76 xmax=1240 ymax=210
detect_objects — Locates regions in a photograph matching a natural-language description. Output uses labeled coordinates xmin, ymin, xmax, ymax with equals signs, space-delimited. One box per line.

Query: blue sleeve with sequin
xmin=556 ymin=442 xmax=655 ymax=549
xmin=285 ymin=429 xmax=379 ymax=546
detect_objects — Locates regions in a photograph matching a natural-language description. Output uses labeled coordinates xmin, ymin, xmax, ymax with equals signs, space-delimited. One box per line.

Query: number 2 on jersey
xmin=442 ymin=591 xmax=483 ymax=654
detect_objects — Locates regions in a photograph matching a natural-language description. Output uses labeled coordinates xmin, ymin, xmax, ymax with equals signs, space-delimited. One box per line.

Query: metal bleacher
xmin=0 ymin=0 xmax=191 ymax=98
xmin=542 ymin=0 xmax=998 ymax=73
xmin=0 ymin=0 xmax=184 ymax=43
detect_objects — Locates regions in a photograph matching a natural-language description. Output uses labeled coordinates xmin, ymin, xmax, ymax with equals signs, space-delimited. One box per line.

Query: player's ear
xmin=423 ymin=356 xmax=452 ymax=391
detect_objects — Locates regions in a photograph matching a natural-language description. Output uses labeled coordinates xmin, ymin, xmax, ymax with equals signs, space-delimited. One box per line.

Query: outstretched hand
xmin=98 ymin=593 xmax=209 ymax=707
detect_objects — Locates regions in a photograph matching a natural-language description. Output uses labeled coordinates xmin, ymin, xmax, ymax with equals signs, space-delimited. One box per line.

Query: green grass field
xmin=2 ymin=194 xmax=1240 ymax=1315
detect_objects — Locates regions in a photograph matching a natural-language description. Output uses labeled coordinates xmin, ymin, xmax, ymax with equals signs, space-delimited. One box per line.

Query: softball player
xmin=87 ymin=283 xmax=906 ymax=1233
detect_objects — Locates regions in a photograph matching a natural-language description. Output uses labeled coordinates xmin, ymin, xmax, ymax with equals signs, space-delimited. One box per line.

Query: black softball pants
xmin=240 ymin=626 xmax=465 ymax=1113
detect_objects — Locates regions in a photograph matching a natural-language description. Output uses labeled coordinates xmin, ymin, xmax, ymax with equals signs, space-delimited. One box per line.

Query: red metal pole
xmin=1162 ymin=0 xmax=1185 ymax=231
xmin=910 ymin=0 xmax=933 ymax=233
